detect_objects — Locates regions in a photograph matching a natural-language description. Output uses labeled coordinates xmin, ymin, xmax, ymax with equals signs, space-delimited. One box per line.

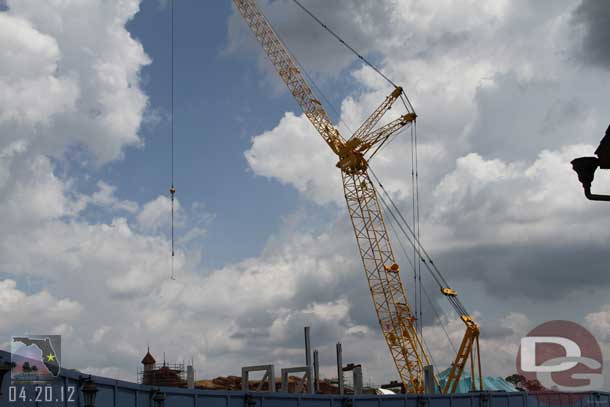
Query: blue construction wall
xmin=2 ymin=377 xmax=609 ymax=407
xmin=1 ymin=350 xmax=608 ymax=407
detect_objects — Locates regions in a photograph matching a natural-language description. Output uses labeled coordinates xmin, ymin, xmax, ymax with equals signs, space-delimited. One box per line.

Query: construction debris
xmin=195 ymin=376 xmax=359 ymax=394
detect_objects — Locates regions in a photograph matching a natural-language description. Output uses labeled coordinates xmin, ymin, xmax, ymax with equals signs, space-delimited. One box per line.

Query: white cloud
xmin=1 ymin=154 xmax=73 ymax=225
xmin=91 ymin=326 xmax=111 ymax=345
xmin=0 ymin=13 xmax=79 ymax=126
xmin=306 ymin=298 xmax=351 ymax=322
xmin=585 ymin=305 xmax=610 ymax=387
xmin=586 ymin=305 xmax=610 ymax=340
xmin=136 ymin=195 xmax=179 ymax=231
xmin=1 ymin=0 xmax=150 ymax=163
xmin=89 ymin=181 xmax=139 ymax=213
xmin=245 ymin=112 xmax=341 ymax=205
xmin=429 ymin=144 xmax=610 ymax=250
xmin=0 ymin=280 xmax=82 ymax=333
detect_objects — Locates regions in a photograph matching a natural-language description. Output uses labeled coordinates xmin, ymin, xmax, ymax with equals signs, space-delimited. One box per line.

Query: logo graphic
xmin=516 ymin=320 xmax=603 ymax=392
xmin=11 ymin=335 xmax=61 ymax=383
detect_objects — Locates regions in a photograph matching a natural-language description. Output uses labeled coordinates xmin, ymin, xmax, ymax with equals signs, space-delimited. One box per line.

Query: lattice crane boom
xmin=349 ymin=86 xmax=406 ymax=144
xmin=358 ymin=113 xmax=417 ymax=156
xmin=234 ymin=0 xmax=482 ymax=394
xmin=342 ymin=169 xmax=432 ymax=392
xmin=233 ymin=0 xmax=344 ymax=156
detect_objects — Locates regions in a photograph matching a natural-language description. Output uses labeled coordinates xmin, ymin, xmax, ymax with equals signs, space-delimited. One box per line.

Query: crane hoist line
xmin=233 ymin=0 xmax=483 ymax=394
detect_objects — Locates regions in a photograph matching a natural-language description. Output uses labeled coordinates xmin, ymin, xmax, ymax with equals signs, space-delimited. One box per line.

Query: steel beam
xmin=241 ymin=365 xmax=275 ymax=392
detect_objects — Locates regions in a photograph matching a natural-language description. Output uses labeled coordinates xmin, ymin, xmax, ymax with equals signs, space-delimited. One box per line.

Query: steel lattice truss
xmin=343 ymin=171 xmax=431 ymax=392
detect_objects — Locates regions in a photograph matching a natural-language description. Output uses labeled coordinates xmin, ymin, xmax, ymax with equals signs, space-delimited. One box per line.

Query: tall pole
xmin=353 ymin=366 xmax=363 ymax=395
xmin=336 ymin=342 xmax=344 ymax=395
xmin=313 ymin=349 xmax=320 ymax=393
xmin=304 ymin=327 xmax=314 ymax=393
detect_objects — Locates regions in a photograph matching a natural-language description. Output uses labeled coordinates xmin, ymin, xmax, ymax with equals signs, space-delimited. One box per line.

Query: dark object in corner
xmin=571 ymin=123 xmax=610 ymax=201
xmin=594 ymin=124 xmax=610 ymax=169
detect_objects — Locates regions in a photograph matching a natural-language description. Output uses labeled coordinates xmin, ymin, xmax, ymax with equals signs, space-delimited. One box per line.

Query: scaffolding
xmin=138 ymin=362 xmax=187 ymax=388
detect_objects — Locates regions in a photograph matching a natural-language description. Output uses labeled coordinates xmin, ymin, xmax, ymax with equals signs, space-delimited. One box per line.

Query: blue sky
xmin=115 ymin=0 xmax=298 ymax=268
xmin=110 ymin=0 xmax=363 ymax=270
xmin=2 ymin=0 xmax=610 ymax=388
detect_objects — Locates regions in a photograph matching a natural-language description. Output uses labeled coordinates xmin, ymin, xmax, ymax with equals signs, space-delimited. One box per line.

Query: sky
xmin=1 ymin=0 xmax=610 ymax=388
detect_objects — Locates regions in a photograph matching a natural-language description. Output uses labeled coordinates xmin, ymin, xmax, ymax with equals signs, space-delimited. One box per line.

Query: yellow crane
xmin=234 ymin=0 xmax=482 ymax=394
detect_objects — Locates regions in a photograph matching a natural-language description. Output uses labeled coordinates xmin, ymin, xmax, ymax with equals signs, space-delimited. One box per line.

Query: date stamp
xmin=8 ymin=385 xmax=76 ymax=405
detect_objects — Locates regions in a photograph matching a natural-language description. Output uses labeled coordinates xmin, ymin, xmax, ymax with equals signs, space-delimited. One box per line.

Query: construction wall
xmin=1 ymin=350 xmax=609 ymax=407
xmin=2 ymin=368 xmax=609 ymax=407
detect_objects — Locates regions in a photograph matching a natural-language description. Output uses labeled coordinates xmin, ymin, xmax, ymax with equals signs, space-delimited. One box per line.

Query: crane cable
xmin=411 ymin=121 xmax=424 ymax=335
xmin=370 ymin=168 xmax=471 ymax=319
xmin=281 ymin=23 xmax=439 ymax=356
xmin=291 ymin=0 xmax=416 ymax=113
xmin=286 ymin=0 xmax=454 ymax=365
xmin=376 ymin=176 xmax=459 ymax=357
xmin=287 ymin=0 xmax=434 ymax=339
xmin=289 ymin=0 xmax=417 ymax=130
xmin=280 ymin=0 xmax=464 ymax=374
xmin=291 ymin=0 xmax=396 ymax=88
xmin=386 ymin=208 xmax=457 ymax=356
xmin=169 ymin=0 xmax=176 ymax=280
xmin=410 ymin=120 xmax=417 ymax=334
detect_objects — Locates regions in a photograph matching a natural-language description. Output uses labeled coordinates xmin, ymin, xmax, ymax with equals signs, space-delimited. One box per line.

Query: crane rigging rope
xmin=385 ymin=205 xmax=458 ymax=355
xmin=376 ymin=181 xmax=468 ymax=318
xmin=287 ymin=0 xmax=472 ymax=375
xmin=410 ymin=122 xmax=418 ymax=333
xmin=414 ymin=122 xmax=423 ymax=337
xmin=291 ymin=0 xmax=417 ymax=114
xmin=291 ymin=0 xmax=396 ymax=88
xmin=169 ymin=0 xmax=176 ymax=280
xmin=288 ymin=3 xmax=427 ymax=331
xmin=370 ymin=168 xmax=472 ymax=318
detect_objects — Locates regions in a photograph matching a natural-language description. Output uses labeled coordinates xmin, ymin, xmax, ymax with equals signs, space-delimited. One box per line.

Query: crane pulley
xmin=234 ymin=0 xmax=482 ymax=393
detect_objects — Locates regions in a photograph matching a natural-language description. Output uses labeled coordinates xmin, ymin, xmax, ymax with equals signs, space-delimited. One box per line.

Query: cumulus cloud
xmin=0 ymin=280 xmax=81 ymax=335
xmin=1 ymin=154 xmax=75 ymax=227
xmin=136 ymin=195 xmax=177 ymax=231
xmin=431 ymin=145 xmax=602 ymax=244
xmin=585 ymin=305 xmax=610 ymax=387
xmin=245 ymin=112 xmax=341 ymax=205
xmin=88 ymin=181 xmax=139 ymax=213
xmin=586 ymin=305 xmax=610 ymax=341
xmin=0 ymin=0 xmax=150 ymax=164
xmin=0 ymin=13 xmax=78 ymax=126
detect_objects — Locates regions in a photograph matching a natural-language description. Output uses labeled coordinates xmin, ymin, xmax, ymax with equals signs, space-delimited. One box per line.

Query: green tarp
xmin=436 ymin=369 xmax=518 ymax=393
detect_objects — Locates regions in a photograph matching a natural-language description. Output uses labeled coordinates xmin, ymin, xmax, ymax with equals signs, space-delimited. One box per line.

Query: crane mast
xmin=234 ymin=0 xmax=482 ymax=393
